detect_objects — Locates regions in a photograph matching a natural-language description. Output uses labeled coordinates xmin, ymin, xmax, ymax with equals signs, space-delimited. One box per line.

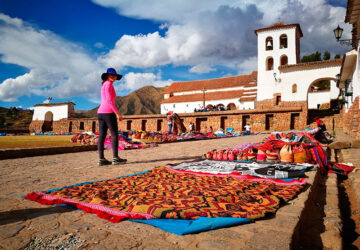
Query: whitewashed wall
xmin=279 ymin=66 xmax=340 ymax=106
xmin=171 ymin=86 xmax=257 ymax=96
xmin=32 ymin=105 xmax=69 ymax=121
xmin=161 ymin=98 xmax=255 ymax=114
xmin=308 ymin=92 xmax=330 ymax=109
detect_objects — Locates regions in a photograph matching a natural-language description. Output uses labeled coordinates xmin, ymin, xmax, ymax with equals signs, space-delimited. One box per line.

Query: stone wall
xmin=31 ymin=107 xmax=308 ymax=134
xmin=342 ymin=96 xmax=360 ymax=139
xmin=118 ymin=107 xmax=306 ymax=133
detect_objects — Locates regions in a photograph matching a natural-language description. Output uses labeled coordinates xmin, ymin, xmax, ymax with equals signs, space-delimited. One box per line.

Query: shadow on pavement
xmin=0 ymin=206 xmax=73 ymax=226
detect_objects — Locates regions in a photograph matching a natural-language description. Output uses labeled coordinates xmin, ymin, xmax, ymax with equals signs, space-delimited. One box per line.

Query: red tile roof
xmin=254 ymin=22 xmax=303 ymax=37
xmin=161 ymin=90 xmax=254 ymax=104
xmin=163 ymin=71 xmax=257 ymax=94
xmin=239 ymin=96 xmax=256 ymax=102
xmin=278 ymin=59 xmax=343 ymax=72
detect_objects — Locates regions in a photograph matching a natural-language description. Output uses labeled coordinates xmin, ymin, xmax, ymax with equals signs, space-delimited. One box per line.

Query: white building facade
xmin=31 ymin=102 xmax=75 ymax=121
xmin=255 ymin=22 xmax=341 ymax=109
xmin=161 ymin=22 xmax=342 ymax=114
xmin=160 ymin=72 xmax=257 ymax=114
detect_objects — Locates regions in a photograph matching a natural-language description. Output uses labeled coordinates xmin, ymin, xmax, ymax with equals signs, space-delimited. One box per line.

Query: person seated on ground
xmin=244 ymin=123 xmax=251 ymax=135
xmin=308 ymin=117 xmax=333 ymax=144
xmin=209 ymin=126 xmax=213 ymax=133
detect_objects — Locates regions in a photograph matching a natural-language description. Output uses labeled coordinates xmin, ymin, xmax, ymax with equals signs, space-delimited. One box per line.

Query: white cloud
xmin=0 ymin=14 xmax=103 ymax=102
xmin=95 ymin=0 xmax=350 ymax=73
xmin=118 ymin=72 xmax=172 ymax=91
xmin=100 ymin=5 xmax=262 ymax=70
xmin=190 ymin=64 xmax=216 ymax=74
xmin=236 ymin=56 xmax=258 ymax=75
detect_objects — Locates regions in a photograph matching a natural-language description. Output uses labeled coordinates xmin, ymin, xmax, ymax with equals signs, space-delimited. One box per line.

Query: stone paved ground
xmin=0 ymin=133 xmax=357 ymax=249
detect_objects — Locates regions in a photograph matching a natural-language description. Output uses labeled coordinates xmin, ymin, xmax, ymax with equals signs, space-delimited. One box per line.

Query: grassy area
xmin=0 ymin=135 xmax=76 ymax=149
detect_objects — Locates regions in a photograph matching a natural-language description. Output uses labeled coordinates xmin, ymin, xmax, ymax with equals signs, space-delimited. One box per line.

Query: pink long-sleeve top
xmin=97 ymin=80 xmax=119 ymax=114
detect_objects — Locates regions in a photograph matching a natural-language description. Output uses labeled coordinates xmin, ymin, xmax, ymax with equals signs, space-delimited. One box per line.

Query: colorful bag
xmin=247 ymin=149 xmax=256 ymax=161
xmin=236 ymin=152 xmax=243 ymax=161
xmin=213 ymin=151 xmax=218 ymax=160
xmin=223 ymin=150 xmax=228 ymax=161
xmin=293 ymin=145 xmax=309 ymax=163
xmin=228 ymin=151 xmax=235 ymax=161
xmin=280 ymin=144 xmax=293 ymax=163
xmin=205 ymin=150 xmax=213 ymax=159
xmin=266 ymin=150 xmax=278 ymax=162
xmin=257 ymin=149 xmax=266 ymax=162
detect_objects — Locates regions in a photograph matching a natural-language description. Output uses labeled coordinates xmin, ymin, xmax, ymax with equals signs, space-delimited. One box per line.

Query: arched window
xmin=227 ymin=103 xmax=236 ymax=110
xmin=265 ymin=37 xmax=273 ymax=50
xmin=280 ymin=34 xmax=287 ymax=49
xmin=266 ymin=57 xmax=274 ymax=71
xmin=292 ymin=84 xmax=297 ymax=93
xmin=206 ymin=104 xmax=214 ymax=111
xmin=280 ymin=55 xmax=288 ymax=66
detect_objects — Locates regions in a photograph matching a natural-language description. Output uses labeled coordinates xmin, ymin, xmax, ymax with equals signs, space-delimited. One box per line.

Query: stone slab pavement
xmin=0 ymin=134 xmax=319 ymax=249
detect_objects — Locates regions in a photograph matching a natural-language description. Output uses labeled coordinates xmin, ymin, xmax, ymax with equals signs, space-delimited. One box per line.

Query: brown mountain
xmin=84 ymin=86 xmax=166 ymax=117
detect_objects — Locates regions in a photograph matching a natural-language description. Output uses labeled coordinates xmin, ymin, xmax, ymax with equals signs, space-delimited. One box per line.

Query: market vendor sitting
xmin=307 ymin=117 xmax=333 ymax=144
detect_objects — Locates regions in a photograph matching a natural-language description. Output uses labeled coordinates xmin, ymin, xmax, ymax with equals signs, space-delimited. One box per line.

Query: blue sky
xmin=0 ymin=0 xmax=351 ymax=110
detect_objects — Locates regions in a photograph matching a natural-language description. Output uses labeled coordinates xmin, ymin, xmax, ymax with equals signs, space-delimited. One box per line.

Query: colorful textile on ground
xmin=131 ymin=217 xmax=252 ymax=235
xmin=104 ymin=135 xmax=156 ymax=150
xmin=168 ymin=159 xmax=313 ymax=180
xmin=25 ymin=167 xmax=304 ymax=223
xmin=328 ymin=162 xmax=355 ymax=176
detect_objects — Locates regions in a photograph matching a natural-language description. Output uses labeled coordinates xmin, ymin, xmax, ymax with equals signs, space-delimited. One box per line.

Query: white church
xmin=160 ymin=22 xmax=342 ymax=114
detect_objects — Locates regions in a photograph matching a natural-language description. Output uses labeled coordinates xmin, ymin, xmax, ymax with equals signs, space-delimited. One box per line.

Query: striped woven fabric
xmin=25 ymin=167 xmax=304 ymax=222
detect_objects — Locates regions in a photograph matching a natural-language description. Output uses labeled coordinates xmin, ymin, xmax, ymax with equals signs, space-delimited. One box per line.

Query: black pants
xmin=98 ymin=113 xmax=118 ymax=159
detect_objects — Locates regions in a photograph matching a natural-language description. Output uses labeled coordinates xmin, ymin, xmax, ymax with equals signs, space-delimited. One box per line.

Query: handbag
xmin=257 ymin=149 xmax=266 ymax=162
xmin=293 ymin=145 xmax=310 ymax=163
xmin=247 ymin=149 xmax=256 ymax=161
xmin=280 ymin=144 xmax=294 ymax=163
xmin=266 ymin=149 xmax=278 ymax=162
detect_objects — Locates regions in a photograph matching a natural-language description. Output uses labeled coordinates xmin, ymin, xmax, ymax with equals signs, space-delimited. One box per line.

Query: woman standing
xmin=97 ymin=68 xmax=127 ymax=166
xmin=166 ymin=111 xmax=174 ymax=135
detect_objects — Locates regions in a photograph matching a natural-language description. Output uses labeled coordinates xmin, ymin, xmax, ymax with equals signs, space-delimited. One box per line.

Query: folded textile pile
xmin=168 ymin=159 xmax=313 ymax=179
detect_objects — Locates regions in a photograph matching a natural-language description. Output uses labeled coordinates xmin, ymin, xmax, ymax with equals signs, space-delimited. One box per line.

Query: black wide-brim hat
xmin=101 ymin=68 xmax=122 ymax=81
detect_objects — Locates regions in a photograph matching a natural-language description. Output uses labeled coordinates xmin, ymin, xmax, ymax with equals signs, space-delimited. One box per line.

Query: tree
xmin=301 ymin=51 xmax=322 ymax=63
xmin=323 ymin=51 xmax=331 ymax=60
xmin=334 ymin=54 xmax=341 ymax=59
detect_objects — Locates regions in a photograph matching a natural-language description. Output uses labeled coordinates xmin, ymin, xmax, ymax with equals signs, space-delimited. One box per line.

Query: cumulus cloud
xmin=100 ymin=5 xmax=262 ymax=70
xmin=0 ymin=14 xmax=103 ymax=101
xmin=118 ymin=72 xmax=172 ymax=91
xmin=95 ymin=0 xmax=350 ymax=72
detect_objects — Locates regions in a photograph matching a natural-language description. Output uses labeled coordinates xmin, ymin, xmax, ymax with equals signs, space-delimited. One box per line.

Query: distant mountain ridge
xmin=0 ymin=86 xmax=166 ymax=129
xmin=84 ymin=86 xmax=166 ymax=117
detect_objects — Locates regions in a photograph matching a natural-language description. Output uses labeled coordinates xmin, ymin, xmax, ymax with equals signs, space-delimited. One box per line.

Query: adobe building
xmin=30 ymin=20 xmax=358 ymax=136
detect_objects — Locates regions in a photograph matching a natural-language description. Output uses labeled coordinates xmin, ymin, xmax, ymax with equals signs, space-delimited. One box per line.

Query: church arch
xmin=307 ymin=78 xmax=337 ymax=110
xmin=279 ymin=34 xmax=288 ymax=49
xmin=280 ymin=55 xmax=288 ymax=66
xmin=266 ymin=57 xmax=274 ymax=71
xmin=265 ymin=36 xmax=273 ymax=50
